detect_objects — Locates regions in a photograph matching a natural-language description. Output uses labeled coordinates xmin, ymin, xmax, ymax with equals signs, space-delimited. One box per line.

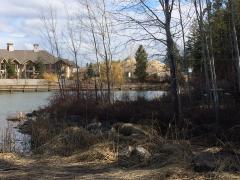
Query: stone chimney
xmin=33 ymin=44 xmax=39 ymax=52
xmin=7 ymin=43 xmax=14 ymax=52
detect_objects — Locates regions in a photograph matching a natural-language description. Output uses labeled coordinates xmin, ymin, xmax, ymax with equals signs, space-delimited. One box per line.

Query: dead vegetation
xmin=35 ymin=127 xmax=98 ymax=156
xmin=9 ymin=92 xmax=240 ymax=179
xmin=0 ymin=139 xmax=239 ymax=179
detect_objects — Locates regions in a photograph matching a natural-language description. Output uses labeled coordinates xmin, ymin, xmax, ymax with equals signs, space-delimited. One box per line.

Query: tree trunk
xmin=178 ymin=0 xmax=191 ymax=103
xmin=205 ymin=0 xmax=219 ymax=121
xmin=231 ymin=0 xmax=240 ymax=92
xmin=165 ymin=5 xmax=182 ymax=122
xmin=194 ymin=0 xmax=211 ymax=94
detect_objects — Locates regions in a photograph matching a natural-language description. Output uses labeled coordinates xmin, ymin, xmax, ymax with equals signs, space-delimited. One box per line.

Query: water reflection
xmin=114 ymin=90 xmax=166 ymax=101
xmin=0 ymin=91 xmax=165 ymax=153
xmin=0 ymin=92 xmax=52 ymax=153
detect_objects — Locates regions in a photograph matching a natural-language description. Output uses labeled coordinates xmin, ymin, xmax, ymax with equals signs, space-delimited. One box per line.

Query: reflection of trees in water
xmin=0 ymin=122 xmax=30 ymax=153
xmin=114 ymin=91 xmax=165 ymax=101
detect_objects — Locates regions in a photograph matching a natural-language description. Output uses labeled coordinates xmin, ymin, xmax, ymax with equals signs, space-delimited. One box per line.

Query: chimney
xmin=7 ymin=43 xmax=14 ymax=52
xmin=33 ymin=44 xmax=39 ymax=52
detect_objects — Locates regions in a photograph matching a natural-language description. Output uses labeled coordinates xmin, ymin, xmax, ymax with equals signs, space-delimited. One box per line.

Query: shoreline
xmin=2 ymin=93 xmax=240 ymax=179
xmin=0 ymin=79 xmax=169 ymax=92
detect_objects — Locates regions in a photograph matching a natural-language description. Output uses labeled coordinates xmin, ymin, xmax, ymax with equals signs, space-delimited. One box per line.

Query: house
xmin=121 ymin=56 xmax=136 ymax=78
xmin=146 ymin=60 xmax=170 ymax=78
xmin=121 ymin=57 xmax=169 ymax=80
xmin=0 ymin=43 xmax=76 ymax=79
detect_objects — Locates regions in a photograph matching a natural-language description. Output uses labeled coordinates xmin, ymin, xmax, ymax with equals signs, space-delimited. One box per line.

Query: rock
xmin=226 ymin=125 xmax=240 ymax=142
xmin=132 ymin=146 xmax=151 ymax=160
xmin=193 ymin=147 xmax=240 ymax=173
xmin=118 ymin=145 xmax=151 ymax=167
xmin=193 ymin=152 xmax=217 ymax=172
xmin=112 ymin=123 xmax=147 ymax=137
xmin=111 ymin=123 xmax=160 ymax=146
xmin=216 ymin=148 xmax=240 ymax=172
xmin=17 ymin=120 xmax=33 ymax=134
xmin=69 ymin=115 xmax=82 ymax=123
xmin=87 ymin=122 xmax=102 ymax=134
xmin=155 ymin=143 xmax=193 ymax=166
xmin=26 ymin=112 xmax=33 ymax=117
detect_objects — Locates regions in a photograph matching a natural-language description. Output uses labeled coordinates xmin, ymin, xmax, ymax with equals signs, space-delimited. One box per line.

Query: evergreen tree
xmin=35 ymin=60 xmax=46 ymax=78
xmin=187 ymin=0 xmax=240 ymax=91
xmin=6 ymin=60 xmax=16 ymax=78
xmin=86 ymin=63 xmax=95 ymax=78
xmin=134 ymin=45 xmax=148 ymax=82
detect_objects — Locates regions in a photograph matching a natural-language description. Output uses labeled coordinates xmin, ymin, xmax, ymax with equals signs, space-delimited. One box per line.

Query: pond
xmin=0 ymin=92 xmax=52 ymax=152
xmin=0 ymin=90 xmax=165 ymax=153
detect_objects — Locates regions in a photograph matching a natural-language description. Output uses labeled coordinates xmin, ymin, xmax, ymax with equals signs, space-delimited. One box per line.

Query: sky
xmin=0 ymin=0 xmax=69 ymax=50
xmin=0 ymin=0 xmax=142 ymax=65
xmin=0 ymin=0 xmax=194 ymax=65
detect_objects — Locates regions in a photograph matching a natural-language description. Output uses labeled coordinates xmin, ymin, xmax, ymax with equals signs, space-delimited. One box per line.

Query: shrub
xmin=35 ymin=61 xmax=46 ymax=78
xmin=43 ymin=72 xmax=58 ymax=82
xmin=6 ymin=60 xmax=16 ymax=78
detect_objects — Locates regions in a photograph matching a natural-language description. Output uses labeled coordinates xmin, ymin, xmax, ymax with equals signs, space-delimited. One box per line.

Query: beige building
xmin=147 ymin=60 xmax=170 ymax=78
xmin=0 ymin=43 xmax=76 ymax=79
xmin=121 ymin=57 xmax=169 ymax=79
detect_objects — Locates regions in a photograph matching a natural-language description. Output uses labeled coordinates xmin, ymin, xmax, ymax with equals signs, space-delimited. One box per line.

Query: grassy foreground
xmin=0 ymin=147 xmax=239 ymax=179
xmin=2 ymin=92 xmax=240 ymax=179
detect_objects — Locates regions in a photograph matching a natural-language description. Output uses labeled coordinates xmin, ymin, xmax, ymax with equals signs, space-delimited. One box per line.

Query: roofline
xmin=23 ymin=60 xmax=35 ymax=64
xmin=0 ymin=58 xmax=21 ymax=64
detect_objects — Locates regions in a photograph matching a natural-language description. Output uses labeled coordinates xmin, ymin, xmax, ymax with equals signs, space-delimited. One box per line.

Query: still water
xmin=0 ymin=92 xmax=52 ymax=152
xmin=0 ymin=91 xmax=165 ymax=152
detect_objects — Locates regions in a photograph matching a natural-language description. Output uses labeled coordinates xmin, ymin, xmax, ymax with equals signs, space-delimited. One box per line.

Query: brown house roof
xmin=0 ymin=49 xmax=75 ymax=67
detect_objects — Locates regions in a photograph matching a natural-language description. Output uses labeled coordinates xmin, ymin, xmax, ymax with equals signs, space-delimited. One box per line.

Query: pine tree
xmin=134 ymin=45 xmax=148 ymax=82
xmin=6 ymin=60 xmax=16 ymax=78
xmin=87 ymin=63 xmax=95 ymax=78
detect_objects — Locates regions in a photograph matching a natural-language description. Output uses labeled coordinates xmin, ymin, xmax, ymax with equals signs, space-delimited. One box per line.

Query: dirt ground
xmin=0 ymin=153 xmax=239 ymax=180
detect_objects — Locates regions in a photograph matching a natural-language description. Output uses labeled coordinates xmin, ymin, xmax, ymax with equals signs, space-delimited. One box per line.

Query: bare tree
xmin=193 ymin=0 xmax=210 ymax=93
xmin=194 ymin=0 xmax=219 ymax=120
xmin=41 ymin=6 xmax=65 ymax=98
xmin=178 ymin=0 xmax=191 ymax=102
xmin=205 ymin=0 xmax=219 ymax=120
xmin=85 ymin=0 xmax=102 ymax=102
xmin=118 ymin=0 xmax=182 ymax=121
xmin=65 ymin=9 xmax=82 ymax=99
xmin=230 ymin=0 xmax=240 ymax=92
xmin=83 ymin=0 xmax=114 ymax=103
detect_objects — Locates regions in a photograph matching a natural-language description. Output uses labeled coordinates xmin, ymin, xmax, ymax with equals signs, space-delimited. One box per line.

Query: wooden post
xmin=33 ymin=65 xmax=36 ymax=79
xmin=24 ymin=64 xmax=27 ymax=79
xmin=48 ymin=81 xmax=51 ymax=91
xmin=0 ymin=62 xmax=1 ymax=79
xmin=4 ymin=63 xmax=7 ymax=79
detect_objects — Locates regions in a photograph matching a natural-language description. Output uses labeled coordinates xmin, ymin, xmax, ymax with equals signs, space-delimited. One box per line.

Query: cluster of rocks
xmin=17 ymin=112 xmax=240 ymax=173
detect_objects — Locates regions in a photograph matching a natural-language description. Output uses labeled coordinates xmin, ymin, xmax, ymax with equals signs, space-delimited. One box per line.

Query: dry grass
xmin=0 ymin=151 xmax=239 ymax=179
xmin=12 ymin=90 xmax=240 ymax=178
xmin=43 ymin=72 xmax=58 ymax=82
xmin=36 ymin=127 xmax=98 ymax=156
xmin=67 ymin=142 xmax=117 ymax=162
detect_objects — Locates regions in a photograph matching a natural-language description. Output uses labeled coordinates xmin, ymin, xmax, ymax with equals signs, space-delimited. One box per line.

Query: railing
xmin=0 ymin=79 xmax=166 ymax=92
xmin=0 ymin=79 xmax=59 ymax=92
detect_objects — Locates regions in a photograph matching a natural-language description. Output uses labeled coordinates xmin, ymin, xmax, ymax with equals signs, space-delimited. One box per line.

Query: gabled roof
xmin=57 ymin=58 xmax=78 ymax=67
xmin=0 ymin=49 xmax=58 ymax=64
xmin=0 ymin=50 xmax=76 ymax=67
